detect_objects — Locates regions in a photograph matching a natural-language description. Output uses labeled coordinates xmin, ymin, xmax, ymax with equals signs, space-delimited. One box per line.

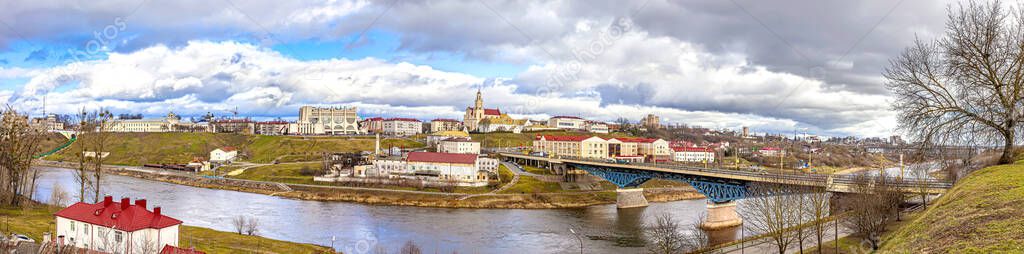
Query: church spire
xmin=474 ymin=88 xmax=484 ymax=110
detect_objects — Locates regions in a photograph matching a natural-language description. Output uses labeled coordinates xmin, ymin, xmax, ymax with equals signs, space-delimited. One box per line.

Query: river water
xmin=30 ymin=167 xmax=736 ymax=254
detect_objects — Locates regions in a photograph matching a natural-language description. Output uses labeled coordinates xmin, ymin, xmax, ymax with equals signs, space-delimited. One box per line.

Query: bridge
xmin=498 ymin=153 xmax=952 ymax=229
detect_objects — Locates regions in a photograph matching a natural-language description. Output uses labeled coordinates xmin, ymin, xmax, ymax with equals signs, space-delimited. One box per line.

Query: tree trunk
xmin=999 ymin=132 xmax=1014 ymax=164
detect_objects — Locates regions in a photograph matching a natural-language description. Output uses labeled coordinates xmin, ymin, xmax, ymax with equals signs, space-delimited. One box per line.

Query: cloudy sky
xmin=0 ymin=0 xmax=959 ymax=137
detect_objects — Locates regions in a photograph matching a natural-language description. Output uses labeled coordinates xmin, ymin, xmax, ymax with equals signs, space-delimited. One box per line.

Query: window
xmin=115 ymin=231 xmax=123 ymax=243
xmin=70 ymin=221 xmax=75 ymax=231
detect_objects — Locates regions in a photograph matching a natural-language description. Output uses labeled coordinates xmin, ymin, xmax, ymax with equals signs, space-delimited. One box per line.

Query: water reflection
xmin=30 ymin=167 xmax=737 ymax=253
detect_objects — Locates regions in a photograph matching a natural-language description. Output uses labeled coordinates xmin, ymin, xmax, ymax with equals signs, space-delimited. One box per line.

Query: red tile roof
xmin=484 ymin=108 xmax=502 ymax=115
xmin=384 ymin=117 xmax=422 ymax=122
xmin=614 ymin=137 xmax=658 ymax=143
xmin=535 ymin=135 xmax=600 ymax=142
xmin=219 ymin=146 xmax=237 ymax=152
xmin=672 ymin=147 xmax=712 ymax=152
xmin=55 ymin=197 xmax=182 ymax=232
xmin=407 ymin=152 xmax=477 ymax=164
xmin=161 ymin=245 xmax=206 ymax=254
xmin=363 ymin=117 xmax=384 ymax=121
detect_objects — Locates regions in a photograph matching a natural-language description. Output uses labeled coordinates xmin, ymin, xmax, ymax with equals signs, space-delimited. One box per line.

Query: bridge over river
xmin=498 ymin=153 xmax=953 ymax=229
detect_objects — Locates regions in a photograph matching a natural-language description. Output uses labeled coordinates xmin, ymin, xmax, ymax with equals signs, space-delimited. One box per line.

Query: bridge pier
xmin=616 ymin=188 xmax=649 ymax=209
xmin=701 ymin=201 xmax=742 ymax=230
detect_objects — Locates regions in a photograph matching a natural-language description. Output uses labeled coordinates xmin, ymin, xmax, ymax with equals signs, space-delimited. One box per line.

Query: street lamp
xmin=569 ymin=228 xmax=583 ymax=254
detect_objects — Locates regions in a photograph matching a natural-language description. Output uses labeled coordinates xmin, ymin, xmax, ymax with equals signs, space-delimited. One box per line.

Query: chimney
xmin=103 ymin=196 xmax=113 ymax=206
xmin=135 ymin=199 xmax=147 ymax=209
xmin=120 ymin=197 xmax=130 ymax=210
xmin=153 ymin=207 xmax=161 ymax=217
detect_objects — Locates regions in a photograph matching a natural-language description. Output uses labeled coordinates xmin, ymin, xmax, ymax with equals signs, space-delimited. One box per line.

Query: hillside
xmin=880 ymin=162 xmax=1024 ymax=252
xmin=46 ymin=132 xmax=424 ymax=165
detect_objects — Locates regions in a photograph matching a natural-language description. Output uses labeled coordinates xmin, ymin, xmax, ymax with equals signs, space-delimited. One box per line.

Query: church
xmin=462 ymin=89 xmax=503 ymax=132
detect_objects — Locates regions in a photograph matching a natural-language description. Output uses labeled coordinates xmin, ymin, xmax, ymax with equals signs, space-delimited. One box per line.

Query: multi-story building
xmin=211 ymin=118 xmax=254 ymax=134
xmin=108 ymin=112 xmax=183 ymax=132
xmin=462 ymin=89 xmax=503 ymax=131
xmin=585 ymin=121 xmax=609 ymax=134
xmin=547 ymin=116 xmax=586 ymax=130
xmin=532 ymin=135 xmax=609 ymax=159
xmin=672 ymin=147 xmax=715 ymax=163
xmin=640 ymin=114 xmax=660 ymax=129
xmin=254 ymin=120 xmax=289 ymax=135
xmin=437 ymin=138 xmax=481 ymax=154
xmin=426 ymin=130 xmax=471 ymax=147
xmin=29 ymin=114 xmax=64 ymax=131
xmin=430 ymin=119 xmax=463 ymax=132
xmin=759 ymin=147 xmax=785 ymax=157
xmin=55 ymin=196 xmax=182 ymax=254
xmin=359 ymin=117 xmax=384 ymax=134
xmin=613 ymin=137 xmax=672 ymax=162
xmin=297 ymin=106 xmax=361 ymax=135
xmin=356 ymin=152 xmax=495 ymax=187
xmin=382 ymin=118 xmax=422 ymax=136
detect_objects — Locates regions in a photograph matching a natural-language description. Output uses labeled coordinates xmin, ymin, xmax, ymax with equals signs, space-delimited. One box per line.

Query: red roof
xmin=55 ymin=196 xmax=182 ymax=232
xmin=161 ymin=245 xmax=206 ymax=254
xmin=484 ymin=108 xmax=502 ymax=115
xmin=220 ymin=146 xmax=236 ymax=152
xmin=672 ymin=147 xmax=712 ymax=153
xmin=384 ymin=117 xmax=422 ymax=122
xmin=615 ymin=137 xmax=657 ymax=143
xmin=407 ymin=152 xmax=477 ymax=164
xmin=431 ymin=118 xmax=460 ymax=122
xmin=535 ymin=135 xmax=600 ymax=142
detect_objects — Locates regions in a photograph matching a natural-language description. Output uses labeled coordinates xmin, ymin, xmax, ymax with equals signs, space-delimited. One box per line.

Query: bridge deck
xmin=499 ymin=153 xmax=951 ymax=194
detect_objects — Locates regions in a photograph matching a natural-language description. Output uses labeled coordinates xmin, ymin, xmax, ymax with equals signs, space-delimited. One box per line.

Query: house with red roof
xmin=55 ymin=196 xmax=185 ymax=254
xmin=532 ymin=135 xmax=609 ymax=159
xmin=358 ymin=152 xmax=498 ymax=187
xmin=672 ymin=147 xmax=716 ymax=163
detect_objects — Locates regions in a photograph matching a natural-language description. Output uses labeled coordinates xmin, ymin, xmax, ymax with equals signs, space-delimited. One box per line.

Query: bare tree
xmin=49 ymin=183 xmax=69 ymax=210
xmin=910 ymin=164 xmax=933 ymax=209
xmin=88 ymin=109 xmax=115 ymax=202
xmin=804 ymin=182 xmax=832 ymax=253
xmin=741 ymin=178 xmax=801 ymax=254
xmin=885 ymin=0 xmax=1024 ymax=164
xmin=232 ymin=215 xmax=246 ymax=234
xmin=399 ymin=240 xmax=422 ymax=254
xmin=681 ymin=213 xmax=709 ymax=251
xmin=244 ymin=216 xmax=260 ymax=236
xmin=72 ymin=109 xmax=92 ymax=202
xmin=645 ymin=213 xmax=685 ymax=254
xmin=839 ymin=173 xmax=891 ymax=250
xmin=133 ymin=231 xmax=160 ymax=254
xmin=0 ymin=107 xmax=44 ymax=206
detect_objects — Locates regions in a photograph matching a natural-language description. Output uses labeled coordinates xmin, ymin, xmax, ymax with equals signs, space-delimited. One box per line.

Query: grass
xmin=0 ymin=205 xmax=333 ymax=254
xmin=522 ymin=165 xmax=550 ymax=175
xmin=878 ymin=161 xmax=1024 ymax=253
xmin=497 ymin=164 xmax=514 ymax=185
xmin=498 ymin=175 xmax=566 ymax=194
xmin=45 ymin=133 xmax=425 ymax=165
xmin=228 ymin=162 xmax=321 ymax=185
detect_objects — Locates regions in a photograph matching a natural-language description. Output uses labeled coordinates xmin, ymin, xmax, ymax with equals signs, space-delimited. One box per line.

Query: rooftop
xmin=535 ymin=135 xmax=599 ymax=142
xmin=384 ymin=117 xmax=422 ymax=122
xmin=407 ymin=152 xmax=478 ymax=164
xmin=55 ymin=196 xmax=182 ymax=232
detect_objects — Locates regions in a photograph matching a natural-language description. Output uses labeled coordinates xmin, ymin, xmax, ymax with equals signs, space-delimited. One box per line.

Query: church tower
xmin=474 ymin=88 xmax=484 ymax=119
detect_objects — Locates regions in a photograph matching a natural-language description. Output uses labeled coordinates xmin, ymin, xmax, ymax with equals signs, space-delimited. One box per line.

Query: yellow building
xmin=532 ymin=135 xmax=609 ymax=159
xmin=462 ymin=89 xmax=502 ymax=131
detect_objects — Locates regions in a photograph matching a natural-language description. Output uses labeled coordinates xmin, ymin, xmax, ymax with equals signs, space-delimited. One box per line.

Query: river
xmin=30 ymin=167 xmax=736 ymax=254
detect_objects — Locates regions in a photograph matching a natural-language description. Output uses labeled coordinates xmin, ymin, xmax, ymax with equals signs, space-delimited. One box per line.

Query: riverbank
xmin=35 ymin=160 xmax=705 ymax=209
xmin=0 ymin=205 xmax=335 ymax=254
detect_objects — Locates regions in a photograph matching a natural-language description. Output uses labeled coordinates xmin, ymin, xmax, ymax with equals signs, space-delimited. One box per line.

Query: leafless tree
xmin=49 ymin=183 xmax=69 ymax=210
xmin=682 ymin=213 xmax=709 ymax=251
xmin=88 ymin=109 xmax=116 ymax=202
xmin=0 ymin=107 xmax=44 ymax=207
xmin=839 ymin=173 xmax=891 ymax=250
xmin=133 ymin=231 xmax=160 ymax=254
xmin=72 ymin=109 xmax=92 ymax=202
xmin=910 ymin=164 xmax=933 ymax=210
xmin=876 ymin=172 xmax=906 ymax=222
xmin=399 ymin=240 xmax=422 ymax=254
xmin=740 ymin=175 xmax=803 ymax=254
xmin=804 ymin=182 xmax=831 ymax=253
xmin=885 ymin=0 xmax=1024 ymax=164
xmin=644 ymin=213 xmax=685 ymax=254
xmin=232 ymin=215 xmax=246 ymax=234
xmin=244 ymin=216 xmax=260 ymax=236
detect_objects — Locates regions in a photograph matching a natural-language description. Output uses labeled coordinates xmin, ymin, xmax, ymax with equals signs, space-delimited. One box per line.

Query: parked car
xmin=11 ymin=234 xmax=34 ymax=244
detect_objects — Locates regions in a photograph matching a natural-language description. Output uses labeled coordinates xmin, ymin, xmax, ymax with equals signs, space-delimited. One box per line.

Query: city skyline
xmin=0 ymin=0 xmax=964 ymax=138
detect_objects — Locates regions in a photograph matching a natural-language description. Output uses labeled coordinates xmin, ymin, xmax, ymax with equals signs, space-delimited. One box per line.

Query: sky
xmin=0 ymin=0 xmax=960 ymax=138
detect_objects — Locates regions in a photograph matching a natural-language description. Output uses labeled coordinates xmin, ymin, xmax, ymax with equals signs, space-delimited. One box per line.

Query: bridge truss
xmin=574 ymin=164 xmax=750 ymax=203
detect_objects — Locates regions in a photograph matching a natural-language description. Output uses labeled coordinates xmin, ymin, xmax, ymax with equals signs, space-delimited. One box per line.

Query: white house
xmin=437 ymin=138 xmax=481 ymax=154
xmin=672 ymin=147 xmax=716 ymax=163
xmin=54 ymin=196 xmax=182 ymax=254
xmin=209 ymin=147 xmax=238 ymax=163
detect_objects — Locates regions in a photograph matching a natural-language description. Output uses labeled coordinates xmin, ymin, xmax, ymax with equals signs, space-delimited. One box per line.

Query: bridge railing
xmin=500 ymin=153 xmax=953 ymax=189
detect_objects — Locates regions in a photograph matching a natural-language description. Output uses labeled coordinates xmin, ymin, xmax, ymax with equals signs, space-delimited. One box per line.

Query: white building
xmin=55 ymin=196 xmax=182 ymax=254
xmin=547 ymin=116 xmax=587 ymax=130
xmin=382 ymin=118 xmax=423 ymax=136
xmin=437 ymin=138 xmax=481 ymax=154
xmin=672 ymin=147 xmax=716 ymax=163
xmin=360 ymin=152 xmax=493 ymax=186
xmin=108 ymin=112 xmax=182 ymax=133
xmin=296 ymin=106 xmax=361 ymax=135
xmin=209 ymin=147 xmax=238 ymax=163
xmin=426 ymin=130 xmax=471 ymax=147
xmin=585 ymin=121 xmax=609 ymax=134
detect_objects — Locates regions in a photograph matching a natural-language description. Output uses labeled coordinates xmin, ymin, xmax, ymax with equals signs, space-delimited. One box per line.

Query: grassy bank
xmin=878 ymin=162 xmax=1024 ymax=253
xmin=45 ymin=132 xmax=424 ymax=165
xmin=0 ymin=205 xmax=333 ymax=254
